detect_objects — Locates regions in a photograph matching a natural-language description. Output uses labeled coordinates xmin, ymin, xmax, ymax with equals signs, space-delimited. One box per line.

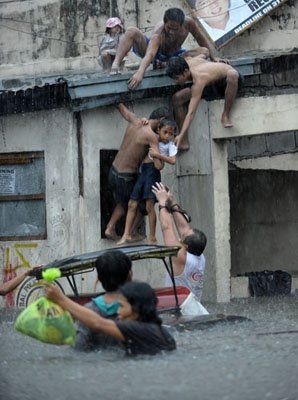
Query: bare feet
xmin=117 ymin=235 xmax=132 ymax=245
xmin=105 ymin=229 xmax=120 ymax=241
xmin=147 ymin=237 xmax=157 ymax=245
xmin=221 ymin=114 xmax=233 ymax=128
xmin=130 ymin=233 xmax=146 ymax=242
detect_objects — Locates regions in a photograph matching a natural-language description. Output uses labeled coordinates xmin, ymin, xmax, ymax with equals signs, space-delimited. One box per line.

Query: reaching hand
xmin=141 ymin=117 xmax=149 ymax=125
xmin=128 ymin=71 xmax=144 ymax=90
xmin=152 ymin=182 xmax=170 ymax=205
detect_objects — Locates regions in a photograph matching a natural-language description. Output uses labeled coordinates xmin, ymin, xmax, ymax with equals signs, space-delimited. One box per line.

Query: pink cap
xmin=106 ymin=17 xmax=123 ymax=29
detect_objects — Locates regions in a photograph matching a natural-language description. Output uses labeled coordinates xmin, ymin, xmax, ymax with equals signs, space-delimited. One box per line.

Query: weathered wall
xmin=0 ymin=99 xmax=174 ymax=307
xmin=0 ymin=0 xmax=297 ymax=78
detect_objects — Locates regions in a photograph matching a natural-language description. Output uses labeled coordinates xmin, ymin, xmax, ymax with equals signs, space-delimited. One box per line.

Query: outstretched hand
xmin=128 ymin=71 xmax=144 ymax=90
xmin=152 ymin=182 xmax=170 ymax=205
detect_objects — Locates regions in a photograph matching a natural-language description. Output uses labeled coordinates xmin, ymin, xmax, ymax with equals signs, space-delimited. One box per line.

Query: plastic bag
xmin=180 ymin=292 xmax=209 ymax=316
xmin=15 ymin=297 xmax=76 ymax=345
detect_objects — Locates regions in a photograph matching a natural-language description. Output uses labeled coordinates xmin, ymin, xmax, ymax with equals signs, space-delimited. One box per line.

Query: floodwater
xmin=1 ymin=295 xmax=298 ymax=400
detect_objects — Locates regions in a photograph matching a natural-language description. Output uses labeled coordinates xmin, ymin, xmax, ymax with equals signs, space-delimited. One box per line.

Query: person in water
xmin=74 ymin=250 xmax=132 ymax=351
xmin=46 ymin=280 xmax=176 ymax=355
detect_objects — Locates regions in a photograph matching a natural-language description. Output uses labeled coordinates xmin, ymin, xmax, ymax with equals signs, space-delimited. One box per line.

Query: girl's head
xmin=105 ymin=17 xmax=123 ymax=35
xmin=118 ymin=281 xmax=162 ymax=325
xmin=95 ymin=250 xmax=132 ymax=292
xmin=157 ymin=118 xmax=178 ymax=143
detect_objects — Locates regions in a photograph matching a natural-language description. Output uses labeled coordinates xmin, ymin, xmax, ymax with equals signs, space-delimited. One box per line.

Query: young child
xmin=75 ymin=250 xmax=132 ymax=351
xmin=117 ymin=118 xmax=178 ymax=245
xmin=98 ymin=17 xmax=125 ymax=72
xmin=46 ymin=280 xmax=176 ymax=355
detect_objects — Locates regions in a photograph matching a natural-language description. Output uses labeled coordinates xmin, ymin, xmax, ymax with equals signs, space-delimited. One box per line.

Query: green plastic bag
xmin=15 ymin=297 xmax=76 ymax=345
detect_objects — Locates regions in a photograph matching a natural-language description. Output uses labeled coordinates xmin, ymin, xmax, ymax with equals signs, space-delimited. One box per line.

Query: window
xmin=0 ymin=152 xmax=46 ymax=240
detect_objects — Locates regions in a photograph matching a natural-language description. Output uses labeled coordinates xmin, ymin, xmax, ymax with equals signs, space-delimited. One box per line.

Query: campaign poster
xmin=185 ymin=0 xmax=288 ymax=48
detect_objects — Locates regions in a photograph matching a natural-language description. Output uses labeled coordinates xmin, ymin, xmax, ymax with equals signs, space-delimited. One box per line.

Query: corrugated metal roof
xmin=0 ymin=52 xmax=297 ymax=116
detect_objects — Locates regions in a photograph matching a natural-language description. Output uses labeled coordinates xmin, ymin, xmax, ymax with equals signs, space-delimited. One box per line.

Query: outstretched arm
xmin=117 ymin=103 xmax=139 ymax=124
xmin=175 ymin=83 xmax=204 ymax=148
xmin=0 ymin=270 xmax=29 ymax=296
xmin=45 ymin=284 xmax=124 ymax=341
xmin=187 ymin=17 xmax=217 ymax=61
xmin=128 ymin=34 xmax=161 ymax=90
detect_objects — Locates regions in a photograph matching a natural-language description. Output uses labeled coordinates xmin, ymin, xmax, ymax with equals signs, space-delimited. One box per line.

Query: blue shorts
xmin=108 ymin=166 xmax=138 ymax=205
xmin=130 ymin=163 xmax=161 ymax=201
xmin=132 ymin=35 xmax=186 ymax=65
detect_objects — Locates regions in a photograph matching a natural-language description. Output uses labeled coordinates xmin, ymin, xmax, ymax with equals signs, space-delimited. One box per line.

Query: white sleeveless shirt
xmin=165 ymin=252 xmax=206 ymax=301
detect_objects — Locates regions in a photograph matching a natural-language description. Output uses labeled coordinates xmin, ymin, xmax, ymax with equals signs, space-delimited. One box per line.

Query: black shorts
xmin=130 ymin=163 xmax=161 ymax=201
xmin=108 ymin=166 xmax=138 ymax=205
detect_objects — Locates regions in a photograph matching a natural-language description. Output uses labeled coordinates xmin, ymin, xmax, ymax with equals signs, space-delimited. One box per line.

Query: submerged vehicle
xmin=18 ymin=244 xmax=249 ymax=329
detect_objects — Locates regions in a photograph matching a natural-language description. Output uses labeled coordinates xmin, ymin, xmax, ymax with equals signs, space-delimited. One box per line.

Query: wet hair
xmin=164 ymin=8 xmax=185 ymax=25
xmin=158 ymin=118 xmax=178 ymax=135
xmin=149 ymin=106 xmax=170 ymax=120
xmin=119 ymin=281 xmax=162 ymax=325
xmin=95 ymin=250 xmax=132 ymax=292
xmin=166 ymin=56 xmax=190 ymax=79
xmin=183 ymin=229 xmax=207 ymax=256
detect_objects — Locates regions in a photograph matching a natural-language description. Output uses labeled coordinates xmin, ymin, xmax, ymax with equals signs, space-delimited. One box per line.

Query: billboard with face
xmin=185 ymin=0 xmax=287 ymax=48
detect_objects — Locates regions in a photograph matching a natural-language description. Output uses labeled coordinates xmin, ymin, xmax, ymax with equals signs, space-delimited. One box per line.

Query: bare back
xmin=186 ymin=55 xmax=235 ymax=86
xmin=113 ymin=121 xmax=158 ymax=173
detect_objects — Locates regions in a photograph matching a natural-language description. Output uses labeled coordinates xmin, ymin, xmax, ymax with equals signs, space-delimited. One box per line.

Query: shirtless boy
xmin=166 ymin=54 xmax=239 ymax=150
xmin=105 ymin=103 xmax=169 ymax=240
xmin=110 ymin=8 xmax=216 ymax=89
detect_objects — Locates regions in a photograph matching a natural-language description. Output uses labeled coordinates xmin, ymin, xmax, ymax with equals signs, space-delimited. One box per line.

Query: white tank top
xmin=165 ymin=252 xmax=205 ymax=301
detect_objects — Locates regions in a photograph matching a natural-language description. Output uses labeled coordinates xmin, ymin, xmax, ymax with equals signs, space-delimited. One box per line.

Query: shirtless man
xmin=166 ymin=54 xmax=239 ymax=150
xmin=110 ymin=7 xmax=216 ymax=90
xmin=105 ymin=103 xmax=168 ymax=240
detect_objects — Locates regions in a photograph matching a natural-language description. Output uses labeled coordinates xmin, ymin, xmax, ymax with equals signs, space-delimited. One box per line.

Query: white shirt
xmin=165 ymin=252 xmax=206 ymax=301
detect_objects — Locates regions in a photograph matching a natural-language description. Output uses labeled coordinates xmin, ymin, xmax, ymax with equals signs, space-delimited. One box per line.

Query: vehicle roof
xmin=43 ymin=244 xmax=180 ymax=277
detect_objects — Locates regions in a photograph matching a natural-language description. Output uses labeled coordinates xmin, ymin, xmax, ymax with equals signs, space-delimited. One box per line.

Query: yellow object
xmin=15 ymin=297 xmax=76 ymax=345
xmin=42 ymin=268 xmax=61 ymax=282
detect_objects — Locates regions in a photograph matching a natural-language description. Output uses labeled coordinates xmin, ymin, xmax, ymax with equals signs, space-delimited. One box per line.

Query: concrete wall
xmin=0 ymin=99 xmax=174 ymax=307
xmin=0 ymin=0 xmax=297 ymax=78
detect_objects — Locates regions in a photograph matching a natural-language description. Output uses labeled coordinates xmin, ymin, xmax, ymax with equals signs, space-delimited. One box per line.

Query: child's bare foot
xmin=117 ymin=235 xmax=132 ymax=245
xmin=221 ymin=115 xmax=233 ymax=128
xmin=129 ymin=233 xmax=146 ymax=242
xmin=147 ymin=237 xmax=157 ymax=245
xmin=105 ymin=229 xmax=120 ymax=241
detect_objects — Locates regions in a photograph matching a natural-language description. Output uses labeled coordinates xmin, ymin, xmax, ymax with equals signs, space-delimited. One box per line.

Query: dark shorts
xmin=108 ymin=166 xmax=138 ymax=205
xmin=130 ymin=163 xmax=161 ymax=201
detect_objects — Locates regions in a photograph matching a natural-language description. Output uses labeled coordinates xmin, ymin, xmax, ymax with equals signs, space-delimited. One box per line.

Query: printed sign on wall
xmin=185 ymin=0 xmax=287 ymax=48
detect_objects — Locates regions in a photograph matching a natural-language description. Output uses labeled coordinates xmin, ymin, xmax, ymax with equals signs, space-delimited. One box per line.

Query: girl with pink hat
xmin=98 ymin=17 xmax=125 ymax=72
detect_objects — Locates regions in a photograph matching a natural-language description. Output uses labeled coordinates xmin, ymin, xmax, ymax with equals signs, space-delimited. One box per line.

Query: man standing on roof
xmin=110 ymin=7 xmax=217 ymax=89
xmin=152 ymin=182 xmax=207 ymax=302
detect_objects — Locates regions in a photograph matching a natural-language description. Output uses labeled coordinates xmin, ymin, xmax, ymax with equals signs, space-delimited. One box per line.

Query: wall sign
xmin=185 ymin=0 xmax=288 ymax=48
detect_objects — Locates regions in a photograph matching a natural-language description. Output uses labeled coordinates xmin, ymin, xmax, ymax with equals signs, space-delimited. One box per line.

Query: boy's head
xmin=157 ymin=118 xmax=178 ymax=144
xmin=105 ymin=17 xmax=123 ymax=34
xmin=95 ymin=250 xmax=132 ymax=292
xmin=149 ymin=106 xmax=170 ymax=121
xmin=166 ymin=56 xmax=190 ymax=83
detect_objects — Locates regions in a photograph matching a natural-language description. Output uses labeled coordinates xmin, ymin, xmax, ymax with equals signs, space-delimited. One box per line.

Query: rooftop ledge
xmin=0 ymin=51 xmax=298 ymax=116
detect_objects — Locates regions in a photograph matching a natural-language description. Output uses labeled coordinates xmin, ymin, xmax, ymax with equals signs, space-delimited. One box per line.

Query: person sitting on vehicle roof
xmin=46 ymin=279 xmax=176 ymax=356
xmin=152 ymin=182 xmax=207 ymax=302
xmin=74 ymin=250 xmax=132 ymax=351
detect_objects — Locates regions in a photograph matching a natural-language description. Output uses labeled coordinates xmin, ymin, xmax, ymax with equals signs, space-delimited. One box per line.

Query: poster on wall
xmin=184 ymin=0 xmax=288 ymax=48
xmin=0 ymin=168 xmax=16 ymax=194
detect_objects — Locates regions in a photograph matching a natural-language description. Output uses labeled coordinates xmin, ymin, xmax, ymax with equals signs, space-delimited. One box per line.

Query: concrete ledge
xmin=231 ymin=274 xmax=298 ymax=298
xmin=231 ymin=276 xmax=250 ymax=299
